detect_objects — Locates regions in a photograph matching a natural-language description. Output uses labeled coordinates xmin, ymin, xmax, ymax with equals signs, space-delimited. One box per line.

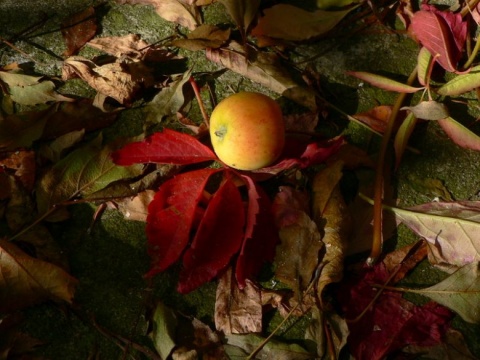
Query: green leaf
xmin=411 ymin=262 xmax=480 ymax=323
xmin=317 ymin=0 xmax=361 ymax=9
xmin=347 ymin=71 xmax=424 ymax=93
xmin=438 ymin=116 xmax=480 ymax=151
xmin=417 ymin=47 xmax=433 ymax=86
xmin=394 ymin=112 xmax=417 ymax=169
xmin=437 ymin=65 xmax=480 ymax=96
xmin=36 ymin=134 xmax=143 ymax=220
xmin=401 ymin=100 xmax=449 ymax=120
xmin=151 ymin=302 xmax=178 ymax=359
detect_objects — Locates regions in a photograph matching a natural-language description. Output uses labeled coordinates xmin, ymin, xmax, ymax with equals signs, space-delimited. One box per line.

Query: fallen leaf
xmin=206 ymin=41 xmax=317 ymax=110
xmin=0 ymin=239 xmax=77 ymax=312
xmin=409 ymin=262 xmax=480 ymax=323
xmin=145 ymin=168 xmax=218 ymax=276
xmin=61 ymin=6 xmax=97 ymax=56
xmin=150 ymin=302 xmax=177 ymax=359
xmin=88 ymin=33 xmax=150 ymax=59
xmin=116 ymin=189 xmax=155 ymax=222
xmin=171 ymin=24 xmax=231 ymax=51
xmin=39 ymin=129 xmax=86 ymax=163
xmin=438 ymin=116 xmax=480 ymax=151
xmin=354 ymin=105 xmax=392 ymax=134
xmin=215 ymin=268 xmax=262 ymax=334
xmin=36 ymin=134 xmax=143 ymax=221
xmin=251 ymin=4 xmax=356 ymax=41
xmin=385 ymin=200 xmax=480 ymax=271
xmin=219 ymin=0 xmax=260 ymax=42
xmin=0 ymin=150 xmax=36 ymax=191
xmin=272 ymin=186 xmax=323 ymax=298
xmin=406 ymin=174 xmax=453 ymax=201
xmin=111 ymin=129 xmax=217 ymax=166
xmin=178 ymin=175 xmax=245 ymax=293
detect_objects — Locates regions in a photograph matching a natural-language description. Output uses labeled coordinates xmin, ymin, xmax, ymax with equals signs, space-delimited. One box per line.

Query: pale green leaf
xmin=413 ymin=262 xmax=480 ymax=323
xmin=437 ymin=65 xmax=480 ymax=96
xmin=394 ymin=112 xmax=417 ymax=169
xmin=438 ymin=117 xmax=480 ymax=151
xmin=417 ymin=47 xmax=433 ymax=86
xmin=251 ymin=4 xmax=357 ymax=41
xmin=151 ymin=302 xmax=178 ymax=359
xmin=317 ymin=0 xmax=361 ymax=9
xmin=347 ymin=71 xmax=424 ymax=93
xmin=36 ymin=135 xmax=143 ymax=220
xmin=401 ymin=100 xmax=449 ymax=120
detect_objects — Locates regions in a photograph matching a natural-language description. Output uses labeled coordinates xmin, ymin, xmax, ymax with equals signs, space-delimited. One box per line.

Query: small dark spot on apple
xmin=214 ymin=125 xmax=227 ymax=139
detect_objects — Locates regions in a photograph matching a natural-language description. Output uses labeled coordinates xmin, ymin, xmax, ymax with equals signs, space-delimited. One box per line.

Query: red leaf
xmin=235 ymin=176 xmax=279 ymax=288
xmin=145 ymin=168 xmax=219 ymax=276
xmin=410 ymin=8 xmax=467 ymax=72
xmin=336 ymin=261 xmax=453 ymax=360
xmin=111 ymin=129 xmax=217 ymax=166
xmin=178 ymin=174 xmax=245 ymax=293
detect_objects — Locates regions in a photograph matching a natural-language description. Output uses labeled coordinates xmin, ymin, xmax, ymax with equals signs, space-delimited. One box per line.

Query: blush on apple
xmin=209 ymin=92 xmax=285 ymax=171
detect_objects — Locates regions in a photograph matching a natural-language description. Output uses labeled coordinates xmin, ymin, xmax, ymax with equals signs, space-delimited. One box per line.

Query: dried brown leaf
xmin=206 ymin=41 xmax=317 ymax=110
xmin=116 ymin=190 xmax=155 ymax=222
xmin=172 ymin=24 xmax=231 ymax=51
xmin=214 ymin=267 xmax=262 ymax=334
xmin=61 ymin=6 xmax=97 ymax=56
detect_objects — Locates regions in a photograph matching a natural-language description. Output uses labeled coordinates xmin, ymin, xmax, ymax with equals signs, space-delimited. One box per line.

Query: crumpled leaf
xmin=312 ymin=161 xmax=350 ymax=302
xmin=251 ymin=4 xmax=357 ymax=41
xmin=146 ymin=168 xmax=218 ymax=276
xmin=0 ymin=72 xmax=73 ymax=105
xmin=178 ymin=175 xmax=245 ymax=293
xmin=171 ymin=24 xmax=231 ymax=51
xmin=411 ymin=262 xmax=480 ymax=323
xmin=219 ymin=0 xmax=260 ymax=41
xmin=235 ymin=176 xmax=279 ymax=288
xmin=115 ymin=189 xmax=155 ymax=222
xmin=410 ymin=6 xmax=467 ymax=73
xmin=0 ymin=239 xmax=77 ymax=312
xmin=112 ymin=129 xmax=217 ymax=165
xmin=385 ymin=200 xmax=480 ymax=271
xmin=224 ymin=333 xmax=313 ymax=359
xmin=272 ymin=186 xmax=323 ymax=298
xmin=119 ymin=0 xmax=201 ymax=30
xmin=438 ymin=116 xmax=480 ymax=151
xmin=215 ymin=267 xmax=262 ymax=334
xmin=61 ymin=6 xmax=97 ymax=56
xmin=62 ymin=56 xmax=152 ymax=104
xmin=36 ymin=134 xmax=143 ymax=221
xmin=347 ymin=71 xmax=424 ymax=93
xmin=401 ymin=100 xmax=449 ymax=120
xmin=206 ymin=41 xmax=317 ymax=110
xmin=0 ymin=150 xmax=36 ymax=191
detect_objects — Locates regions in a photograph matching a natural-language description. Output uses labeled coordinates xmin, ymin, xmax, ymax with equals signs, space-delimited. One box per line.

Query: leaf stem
xmin=368 ymin=67 xmax=418 ymax=266
xmin=189 ymin=76 xmax=210 ymax=127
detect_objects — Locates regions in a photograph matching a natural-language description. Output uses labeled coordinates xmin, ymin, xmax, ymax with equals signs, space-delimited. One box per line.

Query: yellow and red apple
xmin=209 ymin=92 xmax=285 ymax=170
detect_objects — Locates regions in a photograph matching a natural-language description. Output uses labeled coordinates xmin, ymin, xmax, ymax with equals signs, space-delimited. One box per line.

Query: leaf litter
xmin=1 ymin=0 xmax=480 ymax=358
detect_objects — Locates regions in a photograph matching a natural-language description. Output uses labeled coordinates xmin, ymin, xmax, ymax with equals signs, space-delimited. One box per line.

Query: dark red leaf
xmin=410 ymin=8 xmax=467 ymax=72
xmin=178 ymin=174 xmax=245 ymax=293
xmin=61 ymin=6 xmax=97 ymax=57
xmin=336 ymin=261 xmax=453 ymax=360
xmin=235 ymin=176 xmax=279 ymax=288
xmin=145 ymin=168 xmax=219 ymax=277
xmin=111 ymin=129 xmax=217 ymax=166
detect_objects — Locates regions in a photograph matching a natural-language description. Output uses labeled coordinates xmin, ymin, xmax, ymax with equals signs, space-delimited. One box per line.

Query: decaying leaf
xmin=251 ymin=4 xmax=357 ymax=41
xmin=401 ymin=100 xmax=449 ymax=120
xmin=0 ymin=239 xmax=77 ymax=313
xmin=215 ymin=268 xmax=262 ymax=334
xmin=206 ymin=41 xmax=317 ymax=110
xmin=354 ymin=105 xmax=392 ymax=134
xmin=0 ymin=150 xmax=36 ymax=191
xmin=61 ymin=6 xmax=97 ymax=56
xmin=115 ymin=189 xmax=155 ymax=222
xmin=62 ymin=56 xmax=152 ymax=105
xmin=219 ymin=0 xmax=260 ymax=42
xmin=272 ymin=186 xmax=322 ymax=299
xmin=171 ymin=24 xmax=231 ymax=51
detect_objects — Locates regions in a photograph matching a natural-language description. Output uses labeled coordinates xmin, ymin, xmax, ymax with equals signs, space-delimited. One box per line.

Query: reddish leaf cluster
xmin=112 ymin=129 xmax=342 ymax=292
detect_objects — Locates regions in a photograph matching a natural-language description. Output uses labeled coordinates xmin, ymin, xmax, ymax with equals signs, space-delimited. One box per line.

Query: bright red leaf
xmin=235 ymin=176 xmax=279 ymax=288
xmin=178 ymin=175 xmax=245 ymax=293
xmin=410 ymin=6 xmax=467 ymax=73
xmin=111 ymin=129 xmax=217 ymax=166
xmin=145 ymin=168 xmax=219 ymax=276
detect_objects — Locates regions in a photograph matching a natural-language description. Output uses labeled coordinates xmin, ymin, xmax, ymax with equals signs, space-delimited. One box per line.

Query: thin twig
xmin=189 ymin=76 xmax=210 ymax=127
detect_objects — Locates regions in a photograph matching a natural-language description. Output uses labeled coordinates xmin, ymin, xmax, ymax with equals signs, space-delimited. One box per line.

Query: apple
xmin=209 ymin=92 xmax=285 ymax=171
